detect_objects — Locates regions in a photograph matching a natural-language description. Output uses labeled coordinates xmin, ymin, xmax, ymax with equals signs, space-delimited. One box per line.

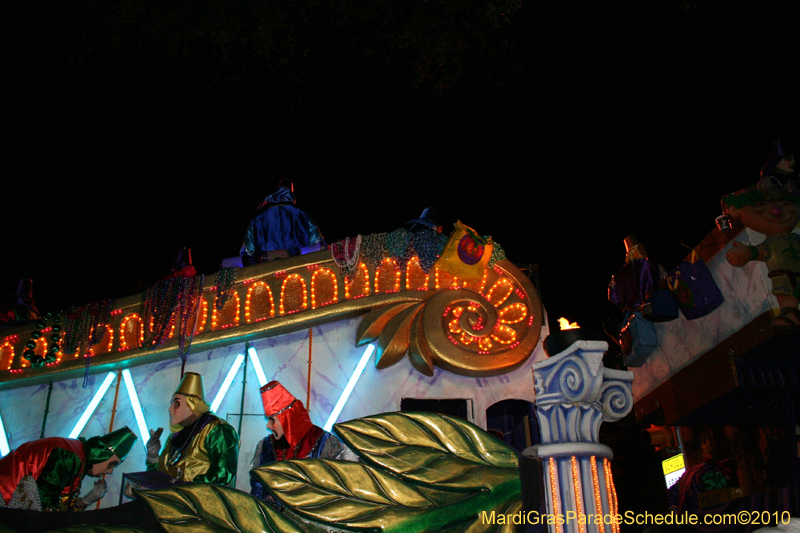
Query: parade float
xmin=0 ymin=222 xmax=638 ymax=532
xmin=625 ymin=168 xmax=800 ymax=521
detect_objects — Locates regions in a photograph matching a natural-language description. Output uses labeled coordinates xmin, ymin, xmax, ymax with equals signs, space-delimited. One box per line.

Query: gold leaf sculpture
xmin=136 ymin=483 xmax=302 ymax=533
xmin=251 ymin=460 xmax=446 ymax=529
xmin=333 ymin=412 xmax=519 ymax=489
xmin=251 ymin=412 xmax=521 ymax=533
xmin=375 ymin=304 xmax=423 ymax=369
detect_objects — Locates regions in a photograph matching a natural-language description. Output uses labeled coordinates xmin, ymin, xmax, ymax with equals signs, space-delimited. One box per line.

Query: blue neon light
xmin=323 ymin=344 xmax=374 ymax=431
xmin=122 ymin=369 xmax=150 ymax=451
xmin=69 ymin=372 xmax=117 ymax=439
xmin=0 ymin=410 xmax=9 ymax=456
xmin=210 ymin=354 xmax=245 ymax=413
xmin=247 ymin=346 xmax=268 ymax=388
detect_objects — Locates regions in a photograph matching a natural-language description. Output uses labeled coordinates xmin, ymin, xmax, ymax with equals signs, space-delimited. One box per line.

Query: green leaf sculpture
xmin=136 ymin=483 xmax=303 ymax=533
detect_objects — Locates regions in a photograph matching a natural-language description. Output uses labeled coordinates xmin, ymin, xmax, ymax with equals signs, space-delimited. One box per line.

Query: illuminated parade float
xmin=2 ymin=185 xmax=799 ymax=532
xmin=0 ymin=223 xmax=640 ymax=533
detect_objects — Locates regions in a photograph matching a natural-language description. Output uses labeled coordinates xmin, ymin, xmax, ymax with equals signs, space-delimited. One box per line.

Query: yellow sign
xmin=662 ymin=454 xmax=685 ymax=475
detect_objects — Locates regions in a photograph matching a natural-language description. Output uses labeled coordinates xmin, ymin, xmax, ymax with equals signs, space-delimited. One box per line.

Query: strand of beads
xmin=331 ymin=235 xmax=362 ymax=279
xmin=487 ymin=240 xmax=506 ymax=268
xmin=411 ymin=229 xmax=448 ymax=273
xmin=142 ymin=279 xmax=182 ymax=349
xmin=214 ymin=268 xmax=238 ymax=310
xmin=386 ymin=229 xmax=413 ymax=271
xmin=178 ymin=275 xmax=205 ymax=360
xmin=63 ymin=306 xmax=93 ymax=355
xmin=23 ymin=312 xmax=63 ymax=369
xmin=62 ymin=301 xmax=113 ymax=356
xmin=78 ymin=301 xmax=114 ymax=387
xmin=361 ymin=233 xmax=387 ymax=269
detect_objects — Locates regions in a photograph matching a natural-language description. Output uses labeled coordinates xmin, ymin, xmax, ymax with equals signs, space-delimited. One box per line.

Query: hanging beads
xmin=360 ymin=233 xmax=387 ymax=269
xmin=411 ymin=229 xmax=448 ymax=273
xmin=386 ymin=229 xmax=413 ymax=271
xmin=331 ymin=235 xmax=362 ymax=280
xmin=214 ymin=268 xmax=238 ymax=311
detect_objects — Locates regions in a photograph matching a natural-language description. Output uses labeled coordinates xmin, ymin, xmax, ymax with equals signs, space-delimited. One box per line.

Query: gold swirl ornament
xmin=357 ymin=260 xmax=542 ymax=376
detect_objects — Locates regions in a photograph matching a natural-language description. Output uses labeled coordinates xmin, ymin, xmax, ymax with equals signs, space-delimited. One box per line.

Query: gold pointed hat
xmin=623 ymin=234 xmax=648 ymax=262
xmin=174 ymin=372 xmax=206 ymax=400
xmin=173 ymin=372 xmax=210 ymax=416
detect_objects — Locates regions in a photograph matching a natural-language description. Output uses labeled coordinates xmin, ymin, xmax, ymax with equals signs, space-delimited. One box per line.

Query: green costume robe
xmin=148 ymin=412 xmax=239 ymax=485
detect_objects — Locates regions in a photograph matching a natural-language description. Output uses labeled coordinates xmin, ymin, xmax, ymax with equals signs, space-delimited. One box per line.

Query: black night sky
xmin=4 ymin=0 xmax=800 ymax=333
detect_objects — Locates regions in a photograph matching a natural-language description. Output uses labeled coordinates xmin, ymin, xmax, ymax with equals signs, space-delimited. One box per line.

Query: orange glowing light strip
xmin=279 ymin=274 xmax=308 ymax=315
xmin=103 ymin=324 xmax=114 ymax=352
xmin=119 ymin=314 xmax=141 ymax=351
xmin=197 ymin=299 xmax=208 ymax=332
xmin=590 ymin=457 xmax=605 ymax=532
xmin=344 ymin=263 xmax=369 ymax=299
xmin=498 ymin=302 xmax=528 ymax=324
xmin=311 ymin=268 xmax=339 ymax=309
xmin=405 ymin=257 xmax=429 ymax=291
xmin=571 ymin=456 xmax=586 ymax=533
xmin=246 ymin=281 xmax=275 ymax=322
xmin=212 ymin=293 xmax=241 ymax=329
xmin=1 ymin=342 xmax=14 ymax=370
xmin=603 ymin=458 xmax=619 ymax=533
xmin=231 ymin=293 xmax=241 ymax=326
xmin=375 ymin=258 xmax=401 ymax=293
xmin=478 ymin=269 xmax=488 ymax=294
xmin=36 ymin=337 xmax=48 ymax=359
xmin=148 ymin=316 xmax=176 ymax=339
xmin=490 ymin=324 xmax=517 ymax=344
xmin=549 ymin=457 xmax=562 ymax=533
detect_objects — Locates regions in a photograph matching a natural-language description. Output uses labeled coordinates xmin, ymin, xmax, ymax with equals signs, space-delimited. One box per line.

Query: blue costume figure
xmin=240 ymin=180 xmax=324 ymax=264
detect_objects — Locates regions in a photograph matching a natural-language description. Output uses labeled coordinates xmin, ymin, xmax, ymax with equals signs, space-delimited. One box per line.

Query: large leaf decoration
xmin=375 ymin=304 xmax=422 ymax=369
xmin=334 ymin=412 xmax=519 ymax=490
xmin=355 ymin=301 xmax=420 ymax=346
xmin=253 ymin=460 xmax=518 ymax=533
xmin=136 ymin=483 xmax=302 ymax=533
xmin=252 ymin=459 xmax=451 ymax=531
xmin=250 ymin=412 xmax=522 ymax=533
xmin=408 ymin=310 xmax=435 ymax=376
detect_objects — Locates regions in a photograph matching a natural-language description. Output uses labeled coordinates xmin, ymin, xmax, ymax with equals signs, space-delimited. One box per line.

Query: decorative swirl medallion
xmin=356 ymin=260 xmax=542 ymax=377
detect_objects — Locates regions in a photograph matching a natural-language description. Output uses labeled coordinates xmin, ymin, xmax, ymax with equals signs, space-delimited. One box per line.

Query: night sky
xmin=4 ymin=0 xmax=800 ymax=333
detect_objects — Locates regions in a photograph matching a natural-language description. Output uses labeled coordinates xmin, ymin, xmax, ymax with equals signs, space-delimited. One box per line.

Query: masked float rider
xmin=250 ymin=381 xmax=354 ymax=505
xmin=240 ymin=180 xmax=324 ymax=264
xmin=0 ymin=427 xmax=137 ymax=511
xmin=146 ymin=372 xmax=239 ymax=485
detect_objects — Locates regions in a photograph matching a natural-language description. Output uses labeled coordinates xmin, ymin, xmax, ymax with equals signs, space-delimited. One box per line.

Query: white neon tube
xmin=122 ymin=369 xmax=150 ymax=451
xmin=247 ymin=346 xmax=268 ymax=388
xmin=0 ymin=410 xmax=9 ymax=456
xmin=324 ymin=344 xmax=374 ymax=431
xmin=210 ymin=354 xmax=245 ymax=413
xmin=69 ymin=372 xmax=116 ymax=439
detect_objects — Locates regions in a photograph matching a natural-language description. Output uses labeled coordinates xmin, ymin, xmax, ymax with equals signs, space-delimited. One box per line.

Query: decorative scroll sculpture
xmin=1 ymin=251 xmax=542 ymax=388
xmin=531 ymin=340 xmax=634 ymax=533
xmin=356 ymin=260 xmax=542 ymax=377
